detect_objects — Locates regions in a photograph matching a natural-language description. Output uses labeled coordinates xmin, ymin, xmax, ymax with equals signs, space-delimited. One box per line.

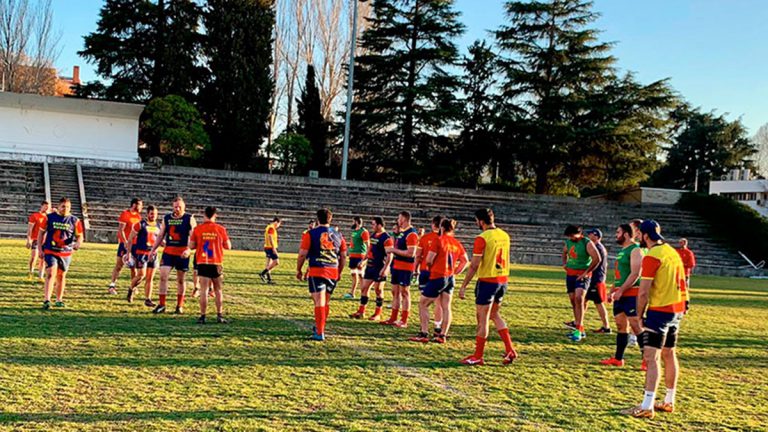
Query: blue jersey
xmin=42 ymin=212 xmax=82 ymax=256
xmin=592 ymin=242 xmax=607 ymax=283
xmin=302 ymin=226 xmax=347 ymax=279
xmin=163 ymin=213 xmax=193 ymax=254
xmin=134 ymin=220 xmax=161 ymax=254
xmin=366 ymin=231 xmax=393 ymax=269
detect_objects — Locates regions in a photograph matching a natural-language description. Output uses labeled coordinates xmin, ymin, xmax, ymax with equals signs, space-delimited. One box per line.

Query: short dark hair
xmin=146 ymin=205 xmax=156 ymax=213
xmin=272 ymin=217 xmax=281 ymax=223
xmin=316 ymin=208 xmax=332 ymax=225
xmin=308 ymin=218 xmax=316 ymax=225
xmin=353 ymin=216 xmax=363 ymax=225
xmin=130 ymin=198 xmax=142 ymax=206
xmin=431 ymin=215 xmax=444 ymax=227
xmin=475 ymin=208 xmax=494 ymax=225
xmin=173 ymin=196 xmax=184 ymax=203
xmin=630 ymin=219 xmax=643 ymax=227
xmin=618 ymin=223 xmax=632 ymax=237
xmin=373 ymin=216 xmax=384 ymax=226
xmin=440 ymin=218 xmax=457 ymax=233
xmin=204 ymin=206 xmax=217 ymax=218
xmin=564 ymin=225 xmax=581 ymax=236
xmin=41 ymin=200 xmax=49 ymax=205
xmin=59 ymin=197 xmax=70 ymax=204
xmin=399 ymin=211 xmax=411 ymax=221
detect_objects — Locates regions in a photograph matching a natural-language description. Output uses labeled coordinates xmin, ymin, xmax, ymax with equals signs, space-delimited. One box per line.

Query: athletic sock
xmin=400 ymin=310 xmax=409 ymax=324
xmin=159 ymin=294 xmax=167 ymax=306
xmin=615 ymin=332 xmax=629 ymax=361
xmin=314 ymin=306 xmax=325 ymax=335
xmin=498 ymin=327 xmax=514 ymax=353
xmin=664 ymin=388 xmax=676 ymax=405
xmin=434 ymin=320 xmax=442 ymax=329
xmin=641 ymin=391 xmax=656 ymax=410
xmin=177 ymin=294 xmax=185 ymax=308
xmin=357 ymin=296 xmax=369 ymax=314
xmin=373 ymin=298 xmax=383 ymax=315
xmin=473 ymin=336 xmax=487 ymax=358
xmin=388 ymin=308 xmax=399 ymax=322
xmin=324 ymin=303 xmax=330 ymax=319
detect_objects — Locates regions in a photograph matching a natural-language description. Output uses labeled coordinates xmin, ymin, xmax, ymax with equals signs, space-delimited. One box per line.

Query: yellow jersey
xmin=264 ymin=223 xmax=278 ymax=249
xmin=641 ymin=243 xmax=687 ymax=313
xmin=473 ymin=227 xmax=510 ymax=283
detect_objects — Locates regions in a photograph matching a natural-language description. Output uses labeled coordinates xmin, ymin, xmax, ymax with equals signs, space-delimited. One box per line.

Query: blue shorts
xmin=566 ymin=275 xmax=590 ymax=293
xmin=160 ymin=253 xmax=190 ymax=272
xmin=417 ymin=270 xmax=430 ymax=290
xmin=264 ymin=248 xmax=279 ymax=260
xmin=308 ymin=277 xmax=337 ymax=294
xmin=44 ymin=254 xmax=72 ymax=272
xmin=644 ymin=310 xmax=683 ymax=335
xmin=364 ymin=266 xmax=386 ymax=282
xmin=133 ymin=253 xmax=157 ymax=269
xmin=422 ymin=276 xmax=454 ymax=298
xmin=349 ymin=257 xmax=363 ymax=269
xmin=117 ymin=243 xmax=129 ymax=258
xmin=613 ymin=295 xmax=638 ymax=317
xmin=475 ymin=281 xmax=507 ymax=305
xmin=390 ymin=269 xmax=413 ymax=287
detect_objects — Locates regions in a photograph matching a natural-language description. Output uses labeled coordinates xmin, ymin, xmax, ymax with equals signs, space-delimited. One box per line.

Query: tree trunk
xmin=402 ymin=0 xmax=421 ymax=169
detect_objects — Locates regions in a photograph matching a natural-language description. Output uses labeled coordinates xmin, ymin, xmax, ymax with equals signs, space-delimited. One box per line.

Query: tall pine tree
xmin=297 ymin=65 xmax=330 ymax=176
xmin=350 ymin=0 xmax=464 ymax=182
xmin=496 ymin=0 xmax=674 ymax=194
xmin=201 ymin=0 xmax=275 ymax=169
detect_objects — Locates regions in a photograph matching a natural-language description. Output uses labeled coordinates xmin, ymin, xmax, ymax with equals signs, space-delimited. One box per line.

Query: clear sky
xmin=51 ymin=0 xmax=768 ymax=134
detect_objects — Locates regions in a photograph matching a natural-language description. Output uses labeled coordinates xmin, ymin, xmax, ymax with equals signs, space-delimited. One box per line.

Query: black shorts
xmin=197 ymin=264 xmax=223 ymax=279
xmin=586 ymin=281 xmax=607 ymax=304
xmin=475 ymin=281 xmax=507 ymax=305
xmin=308 ymin=277 xmax=337 ymax=294
xmin=364 ymin=266 xmax=386 ymax=282
xmin=161 ymin=253 xmax=190 ymax=272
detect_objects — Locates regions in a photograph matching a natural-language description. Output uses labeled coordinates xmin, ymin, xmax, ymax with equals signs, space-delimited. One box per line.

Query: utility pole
xmin=340 ymin=0 xmax=359 ymax=180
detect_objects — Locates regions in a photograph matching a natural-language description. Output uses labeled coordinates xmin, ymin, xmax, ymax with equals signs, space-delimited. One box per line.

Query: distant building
xmin=709 ymin=169 xmax=768 ymax=218
xmin=55 ymin=66 xmax=81 ymax=97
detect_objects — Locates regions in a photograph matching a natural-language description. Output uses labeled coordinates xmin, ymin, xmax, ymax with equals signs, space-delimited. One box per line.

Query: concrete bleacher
xmin=0 ymin=161 xmax=752 ymax=275
xmin=0 ymin=161 xmax=46 ymax=238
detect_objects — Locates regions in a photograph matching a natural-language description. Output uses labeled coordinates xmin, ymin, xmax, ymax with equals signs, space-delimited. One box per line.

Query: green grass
xmin=0 ymin=239 xmax=766 ymax=431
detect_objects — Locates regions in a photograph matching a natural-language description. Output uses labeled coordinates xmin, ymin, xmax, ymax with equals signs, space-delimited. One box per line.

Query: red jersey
xmin=677 ymin=248 xmax=696 ymax=275
xmin=118 ymin=209 xmax=142 ymax=244
xmin=417 ymin=231 xmax=439 ymax=272
xmin=191 ymin=221 xmax=230 ymax=265
xmin=28 ymin=211 xmax=48 ymax=239
xmin=428 ymin=234 xmax=466 ymax=279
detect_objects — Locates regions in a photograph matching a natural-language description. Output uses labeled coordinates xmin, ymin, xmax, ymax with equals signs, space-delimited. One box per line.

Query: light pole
xmin=340 ymin=0 xmax=359 ymax=180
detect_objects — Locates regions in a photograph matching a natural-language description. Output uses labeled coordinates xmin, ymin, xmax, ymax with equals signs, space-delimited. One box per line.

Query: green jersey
xmin=565 ymin=237 xmax=591 ymax=270
xmin=349 ymin=228 xmax=369 ymax=258
xmin=614 ymin=242 xmax=641 ymax=287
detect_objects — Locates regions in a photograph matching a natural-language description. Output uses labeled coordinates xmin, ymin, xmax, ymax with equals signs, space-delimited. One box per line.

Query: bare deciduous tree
xmin=752 ymin=123 xmax=768 ymax=178
xmin=0 ymin=0 xmax=60 ymax=95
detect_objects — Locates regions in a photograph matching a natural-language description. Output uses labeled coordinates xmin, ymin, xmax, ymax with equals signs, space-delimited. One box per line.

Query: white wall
xmin=0 ymin=92 xmax=143 ymax=164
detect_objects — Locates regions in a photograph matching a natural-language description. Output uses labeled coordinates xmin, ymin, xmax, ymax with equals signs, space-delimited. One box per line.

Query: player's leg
xmin=109 ymin=245 xmax=125 ymax=293
xmin=384 ymin=282 xmax=401 ymax=325
xmin=197 ymin=275 xmax=211 ymax=322
xmin=129 ymin=265 xmax=146 ymax=303
xmin=42 ymin=255 xmax=57 ymax=307
xmin=144 ymin=265 xmax=156 ymax=306
xmin=351 ymin=278 xmax=374 ymax=318
xmin=657 ymin=331 xmax=679 ymax=412
xmin=569 ymin=286 xmax=586 ymax=341
xmin=602 ymin=311 xmax=629 ymax=366
xmin=461 ymin=303 xmax=492 ymax=365
xmin=212 ymin=277 xmax=225 ymax=322
xmin=413 ymin=295 xmax=434 ymax=340
xmin=399 ymin=283 xmax=411 ymax=327
xmin=370 ymin=281 xmax=384 ymax=320
xmin=438 ymin=291 xmax=453 ymax=339
xmin=154 ymin=263 xmax=172 ymax=313
xmin=489 ymin=284 xmax=517 ymax=363
xmin=28 ymin=244 xmax=38 ymax=274
xmin=175 ymin=269 xmax=187 ymax=313
xmin=55 ymin=268 xmax=67 ymax=304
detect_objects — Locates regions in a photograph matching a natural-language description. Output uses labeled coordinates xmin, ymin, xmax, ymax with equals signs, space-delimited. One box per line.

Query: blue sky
xmin=51 ymin=0 xmax=768 ymax=134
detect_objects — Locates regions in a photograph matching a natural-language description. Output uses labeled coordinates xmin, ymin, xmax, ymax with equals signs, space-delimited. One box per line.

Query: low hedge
xmin=677 ymin=193 xmax=768 ymax=263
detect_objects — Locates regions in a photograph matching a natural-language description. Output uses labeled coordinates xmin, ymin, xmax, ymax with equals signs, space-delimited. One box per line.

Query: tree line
xmin=4 ymin=0 xmax=764 ymax=195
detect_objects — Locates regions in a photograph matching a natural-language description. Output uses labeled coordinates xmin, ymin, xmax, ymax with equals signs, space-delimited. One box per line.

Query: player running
xmin=26 ymin=200 xmax=49 ymax=280
xmin=125 ymin=205 xmax=162 ymax=306
xmin=350 ymin=216 xmax=393 ymax=321
xmin=37 ymin=198 xmax=84 ymax=309
xmin=148 ymin=196 xmax=196 ymax=314
xmin=189 ymin=207 xmax=232 ymax=324
xmin=382 ymin=211 xmax=419 ymax=328
xmin=344 ymin=216 xmax=369 ymax=299
xmin=622 ymin=220 xmax=687 ymax=419
xmin=297 ymin=208 xmax=348 ymax=341
xmin=108 ymin=198 xmax=143 ymax=294
xmin=585 ymin=229 xmax=611 ymax=333
xmin=260 ymin=217 xmax=281 ymax=284
xmin=412 ymin=216 xmax=444 ymax=338
xmin=562 ymin=225 xmax=600 ymax=342
xmin=600 ymin=223 xmax=645 ymax=368
xmin=409 ymin=218 xmax=468 ymax=343
xmin=458 ymin=208 xmax=517 ymax=366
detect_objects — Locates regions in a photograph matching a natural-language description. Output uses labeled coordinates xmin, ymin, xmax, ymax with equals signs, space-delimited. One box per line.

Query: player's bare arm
xmin=459 ymin=255 xmax=482 ymax=299
xmin=580 ymin=241 xmax=600 ymax=280
xmin=296 ymin=248 xmax=308 ymax=280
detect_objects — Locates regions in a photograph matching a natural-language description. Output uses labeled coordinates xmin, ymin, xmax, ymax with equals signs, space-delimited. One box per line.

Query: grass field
xmin=0 ymin=239 xmax=766 ymax=431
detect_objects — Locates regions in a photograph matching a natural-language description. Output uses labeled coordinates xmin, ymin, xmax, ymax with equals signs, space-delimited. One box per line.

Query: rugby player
xmin=677 ymin=238 xmax=696 ymax=289
xmin=622 ymin=220 xmax=687 ymax=419
xmin=382 ymin=211 xmax=419 ymax=328
xmin=585 ymin=229 xmax=611 ymax=333
xmin=344 ymin=217 xmax=369 ymax=299
xmin=350 ymin=216 xmax=393 ymax=321
xmin=125 ymin=205 xmax=161 ymax=306
xmin=627 ymin=218 xmax=644 ymax=346
xmin=260 ymin=217 xmax=281 ymax=284
xmin=458 ymin=209 xmax=517 ymax=366
xmin=562 ymin=225 xmax=600 ymax=342
xmin=297 ymin=208 xmax=347 ymax=341
xmin=412 ymin=216 xmax=444 ymax=337
xmin=37 ymin=198 xmax=84 ymax=309
xmin=189 ymin=207 xmax=232 ymax=324
xmin=108 ymin=198 xmax=143 ymax=294
xmin=26 ymin=200 xmax=49 ymax=279
xmin=409 ymin=218 xmax=468 ymax=343
xmin=148 ymin=196 xmax=196 ymax=314
xmin=600 ymin=223 xmax=645 ymax=367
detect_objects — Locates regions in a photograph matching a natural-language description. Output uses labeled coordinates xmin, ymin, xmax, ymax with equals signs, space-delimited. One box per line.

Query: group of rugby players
xmin=26 ymin=196 xmax=692 ymax=419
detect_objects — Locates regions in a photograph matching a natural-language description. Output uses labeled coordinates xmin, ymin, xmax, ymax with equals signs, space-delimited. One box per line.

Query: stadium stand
xmin=0 ymin=161 xmax=749 ymax=275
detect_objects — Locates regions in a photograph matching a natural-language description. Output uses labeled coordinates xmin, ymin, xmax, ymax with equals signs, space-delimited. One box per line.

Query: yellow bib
xmin=476 ymin=228 xmax=510 ymax=281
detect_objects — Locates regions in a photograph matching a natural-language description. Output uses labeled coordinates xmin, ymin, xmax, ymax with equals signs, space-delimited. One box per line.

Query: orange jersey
xmin=429 ymin=234 xmax=466 ymax=279
xmin=28 ymin=211 xmax=48 ymax=239
xmin=417 ymin=231 xmax=439 ymax=272
xmin=191 ymin=222 xmax=230 ymax=265
xmin=118 ymin=209 xmax=142 ymax=244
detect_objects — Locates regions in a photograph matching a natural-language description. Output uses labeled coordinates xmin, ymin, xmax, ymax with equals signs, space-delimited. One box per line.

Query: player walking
xmin=26 ymin=200 xmax=49 ymax=279
xmin=260 ymin=217 xmax=281 ymax=284
xmin=189 ymin=207 xmax=232 ymax=324
xmin=37 ymin=198 xmax=84 ymax=309
xmin=344 ymin=217 xmax=369 ymax=299
xmin=382 ymin=211 xmax=419 ymax=328
xmin=108 ymin=198 xmax=143 ymax=294
xmin=350 ymin=217 xmax=393 ymax=321
xmin=125 ymin=205 xmax=162 ymax=306
xmin=413 ymin=216 xmax=444 ymax=337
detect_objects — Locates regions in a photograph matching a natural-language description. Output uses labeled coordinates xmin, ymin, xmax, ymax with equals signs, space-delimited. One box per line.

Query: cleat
xmin=368 ymin=313 xmax=381 ymax=321
xmin=563 ymin=320 xmax=577 ymax=329
xmin=460 ymin=355 xmax=485 ymax=366
xmin=152 ymin=305 xmax=166 ymax=314
xmin=342 ymin=293 xmax=354 ymax=300
xmin=593 ymin=327 xmax=612 ymax=334
xmin=408 ymin=333 xmax=430 ymax=343
xmin=127 ymin=287 xmax=137 ymax=303
xmin=192 ymin=287 xmax=200 ymax=298
xmin=641 ymin=359 xmax=647 ymax=371
xmin=208 ymin=289 xmax=215 ymax=298
xmin=267 ymin=280 xmax=277 ymax=285
xmin=309 ymin=333 xmax=326 ymax=341
xmin=654 ymin=402 xmax=674 ymax=413
xmin=621 ymin=406 xmax=655 ymax=419
xmin=349 ymin=311 xmax=364 ymax=319
xmin=42 ymin=300 xmax=51 ymax=310
xmin=393 ymin=321 xmax=408 ymax=329
xmin=569 ymin=329 xmax=585 ymax=342
xmin=144 ymin=299 xmax=156 ymax=307
xmin=174 ymin=306 xmax=183 ymax=315
xmin=600 ymin=357 xmax=625 ymax=367
xmin=216 ymin=315 xmax=228 ymax=324
xmin=54 ymin=301 xmax=65 ymax=308
xmin=628 ymin=334 xmax=638 ymax=346
xmin=380 ymin=319 xmax=396 ymax=326
xmin=431 ymin=335 xmax=446 ymax=344
xmin=502 ymin=349 xmax=518 ymax=365
xmin=196 ymin=316 xmax=206 ymax=325
xmin=108 ymin=287 xmax=118 ymax=295
xmin=259 ymin=273 xmax=268 ymax=283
